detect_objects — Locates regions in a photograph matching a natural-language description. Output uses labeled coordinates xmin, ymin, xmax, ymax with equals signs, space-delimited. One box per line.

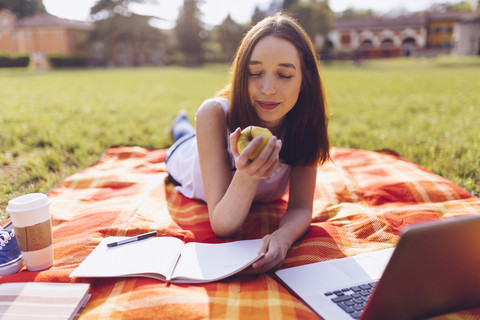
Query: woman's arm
xmin=251 ymin=164 xmax=317 ymax=272
xmin=196 ymin=100 xmax=281 ymax=237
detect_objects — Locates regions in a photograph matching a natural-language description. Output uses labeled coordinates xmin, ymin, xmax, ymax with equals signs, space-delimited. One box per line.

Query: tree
xmin=287 ymin=0 xmax=334 ymax=48
xmin=289 ymin=2 xmax=315 ymax=36
xmin=251 ymin=1 xmax=282 ymax=26
xmin=339 ymin=8 xmax=376 ymax=19
xmin=90 ymin=0 xmax=158 ymax=19
xmin=214 ymin=14 xmax=246 ymax=62
xmin=175 ymin=0 xmax=205 ymax=66
xmin=89 ymin=0 xmax=166 ymax=66
xmin=251 ymin=6 xmax=267 ymax=25
xmin=311 ymin=1 xmax=333 ymax=39
xmin=0 ymin=0 xmax=45 ymax=18
xmin=282 ymin=0 xmax=298 ymax=10
xmin=429 ymin=1 xmax=473 ymax=12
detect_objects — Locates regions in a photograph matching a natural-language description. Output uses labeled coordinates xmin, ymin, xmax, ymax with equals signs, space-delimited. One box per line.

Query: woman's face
xmin=247 ymin=35 xmax=303 ymax=131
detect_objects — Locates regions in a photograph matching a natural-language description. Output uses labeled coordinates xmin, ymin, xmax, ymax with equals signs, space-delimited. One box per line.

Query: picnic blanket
xmin=1 ymin=146 xmax=480 ymax=319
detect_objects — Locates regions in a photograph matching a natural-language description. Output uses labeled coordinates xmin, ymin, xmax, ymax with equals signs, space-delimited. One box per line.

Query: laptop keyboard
xmin=324 ymin=281 xmax=378 ymax=319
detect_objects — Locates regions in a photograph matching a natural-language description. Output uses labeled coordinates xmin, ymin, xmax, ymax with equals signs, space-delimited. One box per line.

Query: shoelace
xmin=0 ymin=229 xmax=14 ymax=249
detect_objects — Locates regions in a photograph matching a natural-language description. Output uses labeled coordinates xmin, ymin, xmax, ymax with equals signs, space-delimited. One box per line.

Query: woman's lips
xmin=257 ymin=101 xmax=280 ymax=110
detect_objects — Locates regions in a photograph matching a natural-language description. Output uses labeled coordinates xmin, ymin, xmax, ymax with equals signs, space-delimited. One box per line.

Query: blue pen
xmin=107 ymin=231 xmax=157 ymax=248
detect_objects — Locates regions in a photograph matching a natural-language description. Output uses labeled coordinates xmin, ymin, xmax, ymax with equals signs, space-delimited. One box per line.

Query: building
xmin=328 ymin=11 xmax=480 ymax=59
xmin=0 ymin=9 xmax=92 ymax=67
xmin=453 ymin=15 xmax=480 ymax=55
xmin=452 ymin=2 xmax=480 ymax=56
xmin=330 ymin=15 xmax=427 ymax=59
xmin=425 ymin=11 xmax=464 ymax=51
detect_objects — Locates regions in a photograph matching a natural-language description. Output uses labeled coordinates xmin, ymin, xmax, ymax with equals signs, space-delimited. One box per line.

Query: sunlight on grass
xmin=0 ymin=57 xmax=479 ymax=211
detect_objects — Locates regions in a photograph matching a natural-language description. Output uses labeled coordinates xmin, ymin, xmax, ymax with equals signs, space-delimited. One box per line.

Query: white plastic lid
xmin=6 ymin=193 xmax=50 ymax=213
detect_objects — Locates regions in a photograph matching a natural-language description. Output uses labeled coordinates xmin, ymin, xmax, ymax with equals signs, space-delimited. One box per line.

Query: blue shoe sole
xmin=0 ymin=255 xmax=24 ymax=276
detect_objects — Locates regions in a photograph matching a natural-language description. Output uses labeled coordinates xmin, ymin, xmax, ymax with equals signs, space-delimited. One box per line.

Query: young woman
xmin=166 ymin=13 xmax=330 ymax=273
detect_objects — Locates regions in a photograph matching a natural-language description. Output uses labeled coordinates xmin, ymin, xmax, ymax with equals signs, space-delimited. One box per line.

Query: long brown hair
xmin=221 ymin=13 xmax=330 ymax=166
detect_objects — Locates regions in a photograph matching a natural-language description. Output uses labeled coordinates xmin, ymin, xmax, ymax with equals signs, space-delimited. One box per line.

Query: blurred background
xmin=0 ymin=0 xmax=479 ymax=68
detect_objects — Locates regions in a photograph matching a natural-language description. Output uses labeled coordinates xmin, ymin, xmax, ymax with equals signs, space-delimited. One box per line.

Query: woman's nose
xmin=260 ymin=75 xmax=277 ymax=95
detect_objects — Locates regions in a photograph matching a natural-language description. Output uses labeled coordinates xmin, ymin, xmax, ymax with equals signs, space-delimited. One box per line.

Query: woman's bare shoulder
xmin=196 ymin=98 xmax=225 ymax=119
xmin=196 ymin=99 xmax=228 ymax=131
xmin=196 ymin=99 xmax=231 ymax=175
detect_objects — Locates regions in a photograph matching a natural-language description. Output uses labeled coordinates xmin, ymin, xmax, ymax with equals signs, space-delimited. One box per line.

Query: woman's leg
xmin=166 ymin=110 xmax=196 ymax=163
xmin=171 ymin=110 xmax=195 ymax=142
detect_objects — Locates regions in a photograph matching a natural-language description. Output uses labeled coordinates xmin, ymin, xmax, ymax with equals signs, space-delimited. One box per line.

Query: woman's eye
xmin=249 ymin=71 xmax=262 ymax=77
xmin=279 ymin=74 xmax=293 ymax=79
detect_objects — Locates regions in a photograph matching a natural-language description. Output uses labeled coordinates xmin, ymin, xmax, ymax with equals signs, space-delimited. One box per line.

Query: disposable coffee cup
xmin=6 ymin=193 xmax=54 ymax=271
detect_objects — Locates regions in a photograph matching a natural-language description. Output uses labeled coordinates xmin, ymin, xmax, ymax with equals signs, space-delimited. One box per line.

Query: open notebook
xmin=70 ymin=237 xmax=263 ymax=283
xmin=275 ymin=214 xmax=480 ymax=320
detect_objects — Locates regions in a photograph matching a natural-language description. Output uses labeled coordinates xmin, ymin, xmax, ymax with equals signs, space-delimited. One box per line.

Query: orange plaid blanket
xmin=2 ymin=146 xmax=480 ymax=319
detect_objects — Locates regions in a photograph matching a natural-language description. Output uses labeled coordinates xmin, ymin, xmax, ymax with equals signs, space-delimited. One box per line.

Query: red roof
xmin=334 ymin=15 xmax=427 ymax=30
xmin=17 ymin=13 xmax=92 ymax=30
xmin=334 ymin=11 xmax=470 ymax=30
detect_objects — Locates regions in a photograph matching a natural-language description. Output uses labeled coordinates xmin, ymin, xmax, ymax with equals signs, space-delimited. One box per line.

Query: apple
xmin=237 ymin=126 xmax=273 ymax=160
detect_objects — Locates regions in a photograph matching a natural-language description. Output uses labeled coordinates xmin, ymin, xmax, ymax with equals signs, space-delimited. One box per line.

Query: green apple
xmin=237 ymin=126 xmax=273 ymax=160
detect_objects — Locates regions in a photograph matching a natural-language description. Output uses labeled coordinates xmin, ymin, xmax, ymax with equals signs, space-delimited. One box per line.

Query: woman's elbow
xmin=211 ymin=224 xmax=238 ymax=238
xmin=210 ymin=218 xmax=240 ymax=238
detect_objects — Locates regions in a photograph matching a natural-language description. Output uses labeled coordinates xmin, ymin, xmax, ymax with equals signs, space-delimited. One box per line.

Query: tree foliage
xmin=251 ymin=6 xmax=267 ymax=26
xmin=284 ymin=0 xmax=334 ymax=46
xmin=312 ymin=1 xmax=334 ymax=38
xmin=212 ymin=14 xmax=246 ymax=62
xmin=0 ymin=0 xmax=45 ymax=18
xmin=339 ymin=8 xmax=377 ymax=19
xmin=282 ymin=0 xmax=298 ymax=11
xmin=175 ymin=0 xmax=205 ymax=66
xmin=89 ymin=0 xmax=165 ymax=66
xmin=90 ymin=0 xmax=158 ymax=19
xmin=429 ymin=1 xmax=473 ymax=12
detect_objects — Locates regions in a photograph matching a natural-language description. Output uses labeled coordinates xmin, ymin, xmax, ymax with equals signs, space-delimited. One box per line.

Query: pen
xmin=107 ymin=231 xmax=157 ymax=248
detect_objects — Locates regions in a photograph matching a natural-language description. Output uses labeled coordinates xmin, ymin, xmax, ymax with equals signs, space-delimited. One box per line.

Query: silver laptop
xmin=275 ymin=214 xmax=480 ymax=320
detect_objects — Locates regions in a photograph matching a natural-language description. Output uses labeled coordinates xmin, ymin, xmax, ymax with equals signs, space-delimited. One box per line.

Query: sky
xmin=43 ymin=0 xmax=477 ymax=29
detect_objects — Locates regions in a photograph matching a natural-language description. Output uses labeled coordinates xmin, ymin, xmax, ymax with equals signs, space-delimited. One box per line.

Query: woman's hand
xmin=243 ymin=229 xmax=292 ymax=274
xmin=229 ymin=128 xmax=282 ymax=180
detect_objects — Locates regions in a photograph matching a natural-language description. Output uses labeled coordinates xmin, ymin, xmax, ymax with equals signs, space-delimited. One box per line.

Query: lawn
xmin=1 ymin=57 xmax=479 ymax=218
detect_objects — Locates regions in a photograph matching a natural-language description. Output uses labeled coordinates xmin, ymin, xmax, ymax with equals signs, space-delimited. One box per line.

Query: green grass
xmin=323 ymin=56 xmax=479 ymax=197
xmin=1 ymin=57 xmax=479 ymax=219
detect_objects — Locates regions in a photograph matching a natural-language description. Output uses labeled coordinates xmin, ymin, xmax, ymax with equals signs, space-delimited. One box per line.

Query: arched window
xmin=361 ymin=39 xmax=373 ymax=48
xmin=381 ymin=39 xmax=394 ymax=47
xmin=402 ymin=37 xmax=416 ymax=48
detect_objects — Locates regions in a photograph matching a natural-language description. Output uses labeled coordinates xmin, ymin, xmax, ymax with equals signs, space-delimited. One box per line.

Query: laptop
xmin=275 ymin=214 xmax=480 ymax=320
